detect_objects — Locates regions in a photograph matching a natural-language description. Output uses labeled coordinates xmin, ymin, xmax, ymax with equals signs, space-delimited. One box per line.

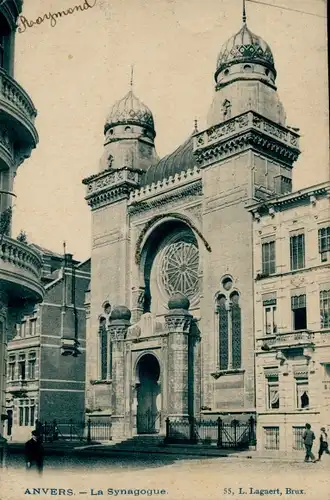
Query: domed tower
xmin=99 ymin=89 xmax=159 ymax=172
xmin=207 ymin=4 xmax=286 ymax=127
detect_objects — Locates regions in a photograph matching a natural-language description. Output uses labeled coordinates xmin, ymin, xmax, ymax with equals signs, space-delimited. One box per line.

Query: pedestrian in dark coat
xmin=302 ymin=423 xmax=317 ymax=463
xmin=318 ymin=427 xmax=330 ymax=461
xmin=24 ymin=430 xmax=44 ymax=473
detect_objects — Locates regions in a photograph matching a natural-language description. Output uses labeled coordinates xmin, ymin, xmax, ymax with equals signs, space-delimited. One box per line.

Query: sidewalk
xmin=6 ymin=440 xmax=312 ymax=463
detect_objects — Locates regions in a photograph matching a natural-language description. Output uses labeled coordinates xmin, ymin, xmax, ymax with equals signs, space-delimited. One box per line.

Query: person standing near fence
xmin=302 ymin=423 xmax=317 ymax=463
xmin=24 ymin=430 xmax=44 ymax=474
xmin=317 ymin=427 xmax=330 ymax=461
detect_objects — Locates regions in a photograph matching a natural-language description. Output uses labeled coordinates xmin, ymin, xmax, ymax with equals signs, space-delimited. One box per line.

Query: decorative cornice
xmin=193 ymin=111 xmax=300 ymax=168
xmin=83 ymin=167 xmax=142 ymax=210
xmin=129 ymin=165 xmax=201 ymax=205
xmin=248 ymin=181 xmax=330 ymax=215
xmin=128 ymin=181 xmax=202 ymax=215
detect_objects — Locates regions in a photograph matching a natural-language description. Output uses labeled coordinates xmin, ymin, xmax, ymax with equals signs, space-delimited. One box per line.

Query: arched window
xmin=99 ymin=316 xmax=107 ymax=380
xmin=231 ymin=291 xmax=242 ymax=369
xmin=216 ymin=295 xmax=228 ymax=370
xmin=215 ymin=278 xmax=242 ymax=371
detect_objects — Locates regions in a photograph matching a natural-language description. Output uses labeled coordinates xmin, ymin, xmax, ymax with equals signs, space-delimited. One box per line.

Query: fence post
xmin=248 ymin=416 xmax=256 ymax=445
xmin=70 ymin=419 xmax=73 ymax=441
xmin=87 ymin=418 xmax=91 ymax=444
xmin=189 ymin=416 xmax=196 ymax=443
xmin=165 ymin=417 xmax=170 ymax=443
xmin=217 ymin=417 xmax=222 ymax=447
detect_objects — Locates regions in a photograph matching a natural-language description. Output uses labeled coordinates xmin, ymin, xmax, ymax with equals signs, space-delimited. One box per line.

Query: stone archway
xmin=136 ymin=353 xmax=161 ymax=434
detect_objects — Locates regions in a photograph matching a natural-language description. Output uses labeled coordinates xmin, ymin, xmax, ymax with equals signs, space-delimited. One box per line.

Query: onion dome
xmin=142 ymin=135 xmax=194 ymax=186
xmin=215 ymin=23 xmax=276 ymax=82
xmin=104 ymin=90 xmax=155 ymax=137
xmin=168 ymin=293 xmax=190 ymax=311
xmin=110 ymin=305 xmax=131 ymax=322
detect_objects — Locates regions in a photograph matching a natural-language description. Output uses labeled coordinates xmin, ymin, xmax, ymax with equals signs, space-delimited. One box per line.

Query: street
xmin=0 ymin=452 xmax=329 ymax=500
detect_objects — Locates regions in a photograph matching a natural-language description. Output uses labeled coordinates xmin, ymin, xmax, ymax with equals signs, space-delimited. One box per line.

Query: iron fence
xmin=35 ymin=419 xmax=112 ymax=443
xmin=292 ymin=426 xmax=305 ymax=450
xmin=165 ymin=416 xmax=256 ymax=449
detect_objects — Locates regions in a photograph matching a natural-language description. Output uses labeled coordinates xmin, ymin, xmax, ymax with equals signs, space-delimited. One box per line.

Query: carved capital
xmin=109 ymin=325 xmax=129 ymax=341
xmin=165 ymin=313 xmax=192 ymax=334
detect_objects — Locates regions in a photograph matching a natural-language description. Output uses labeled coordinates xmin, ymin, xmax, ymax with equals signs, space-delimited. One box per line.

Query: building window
xmin=264 ymin=427 xmax=280 ymax=450
xmin=262 ymin=241 xmax=276 ymax=275
xmin=290 ymin=234 xmax=305 ymax=270
xmin=263 ymin=299 xmax=277 ymax=335
xmin=28 ymin=352 xmax=36 ymax=379
xmin=19 ymin=399 xmax=36 ymax=427
xmin=8 ymin=355 xmax=16 ymax=381
xmin=320 ymin=290 xmax=330 ymax=329
xmin=0 ymin=15 xmax=10 ymax=71
xmin=18 ymin=354 xmax=26 ymax=380
xmin=216 ymin=289 xmax=242 ymax=371
xmin=29 ymin=318 xmax=37 ymax=336
xmin=296 ymin=377 xmax=309 ymax=409
xmin=222 ymin=99 xmax=232 ymax=120
xmin=291 ymin=294 xmax=307 ymax=330
xmin=318 ymin=227 xmax=330 ymax=262
xmin=292 ymin=427 xmax=305 ymax=450
xmin=217 ymin=295 xmax=228 ymax=371
xmin=267 ymin=375 xmax=279 ymax=409
xmin=231 ymin=292 xmax=241 ymax=369
xmin=19 ymin=321 xmax=27 ymax=338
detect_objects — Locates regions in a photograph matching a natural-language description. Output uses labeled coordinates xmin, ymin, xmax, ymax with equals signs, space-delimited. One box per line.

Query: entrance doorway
xmin=136 ymin=354 xmax=160 ymax=434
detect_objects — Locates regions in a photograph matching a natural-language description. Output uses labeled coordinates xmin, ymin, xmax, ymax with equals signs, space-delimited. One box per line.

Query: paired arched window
xmin=98 ymin=301 xmax=112 ymax=380
xmin=215 ymin=278 xmax=242 ymax=371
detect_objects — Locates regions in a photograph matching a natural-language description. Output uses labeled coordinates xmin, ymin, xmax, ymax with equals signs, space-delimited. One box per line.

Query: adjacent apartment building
xmin=4 ymin=246 xmax=90 ymax=442
xmin=0 ymin=0 xmax=43 ymax=452
xmin=248 ymin=182 xmax=330 ymax=453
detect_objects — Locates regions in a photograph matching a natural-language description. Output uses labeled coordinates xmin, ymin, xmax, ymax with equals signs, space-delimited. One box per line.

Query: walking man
xmin=302 ymin=423 xmax=317 ymax=463
xmin=24 ymin=430 xmax=44 ymax=474
xmin=318 ymin=427 xmax=330 ymax=461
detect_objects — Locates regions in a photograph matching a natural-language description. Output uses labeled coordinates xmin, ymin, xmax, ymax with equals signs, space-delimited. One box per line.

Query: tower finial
xmin=242 ymin=0 xmax=247 ymax=24
xmin=130 ymin=64 xmax=134 ymax=90
xmin=194 ymin=118 xmax=199 ymax=134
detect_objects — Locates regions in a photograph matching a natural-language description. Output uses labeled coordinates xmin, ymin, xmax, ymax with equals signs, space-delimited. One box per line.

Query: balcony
xmin=0 ymin=68 xmax=38 ymax=165
xmin=257 ymin=330 xmax=315 ymax=351
xmin=0 ymin=236 xmax=44 ymax=305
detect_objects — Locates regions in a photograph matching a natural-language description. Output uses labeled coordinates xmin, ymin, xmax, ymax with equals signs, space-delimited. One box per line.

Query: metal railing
xmin=165 ymin=416 xmax=256 ymax=449
xmin=35 ymin=418 xmax=112 ymax=443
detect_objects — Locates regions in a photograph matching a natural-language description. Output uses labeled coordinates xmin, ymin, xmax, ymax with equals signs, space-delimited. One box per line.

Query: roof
xmin=29 ymin=243 xmax=63 ymax=259
xmin=215 ymin=22 xmax=275 ymax=81
xmin=141 ymin=135 xmax=195 ymax=186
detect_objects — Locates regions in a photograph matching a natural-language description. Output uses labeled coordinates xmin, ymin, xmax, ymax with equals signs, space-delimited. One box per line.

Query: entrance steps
xmin=110 ymin=434 xmax=165 ymax=449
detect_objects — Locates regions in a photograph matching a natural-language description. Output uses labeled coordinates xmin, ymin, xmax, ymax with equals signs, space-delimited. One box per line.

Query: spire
xmin=242 ymin=0 xmax=247 ymax=24
xmin=130 ymin=64 xmax=134 ymax=91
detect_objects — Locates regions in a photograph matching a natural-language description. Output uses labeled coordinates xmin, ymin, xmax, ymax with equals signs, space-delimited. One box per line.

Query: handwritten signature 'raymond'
xmin=17 ymin=0 xmax=97 ymax=33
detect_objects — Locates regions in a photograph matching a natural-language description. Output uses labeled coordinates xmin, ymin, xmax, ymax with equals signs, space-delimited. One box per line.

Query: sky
xmin=12 ymin=0 xmax=329 ymax=261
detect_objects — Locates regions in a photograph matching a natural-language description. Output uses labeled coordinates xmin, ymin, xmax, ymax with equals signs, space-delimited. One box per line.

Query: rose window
xmin=160 ymin=241 xmax=199 ymax=300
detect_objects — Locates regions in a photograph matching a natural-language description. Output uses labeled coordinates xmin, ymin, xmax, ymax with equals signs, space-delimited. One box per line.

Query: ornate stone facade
xmin=82 ymin=11 xmax=330 ymax=448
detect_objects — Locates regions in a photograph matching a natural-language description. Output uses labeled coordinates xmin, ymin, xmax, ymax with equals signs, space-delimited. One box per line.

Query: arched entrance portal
xmin=136 ymin=354 xmax=161 ymax=434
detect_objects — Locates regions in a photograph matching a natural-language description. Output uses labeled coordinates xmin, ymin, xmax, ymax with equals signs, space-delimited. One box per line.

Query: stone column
xmin=108 ymin=306 xmax=131 ymax=439
xmin=165 ymin=294 xmax=193 ymax=425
